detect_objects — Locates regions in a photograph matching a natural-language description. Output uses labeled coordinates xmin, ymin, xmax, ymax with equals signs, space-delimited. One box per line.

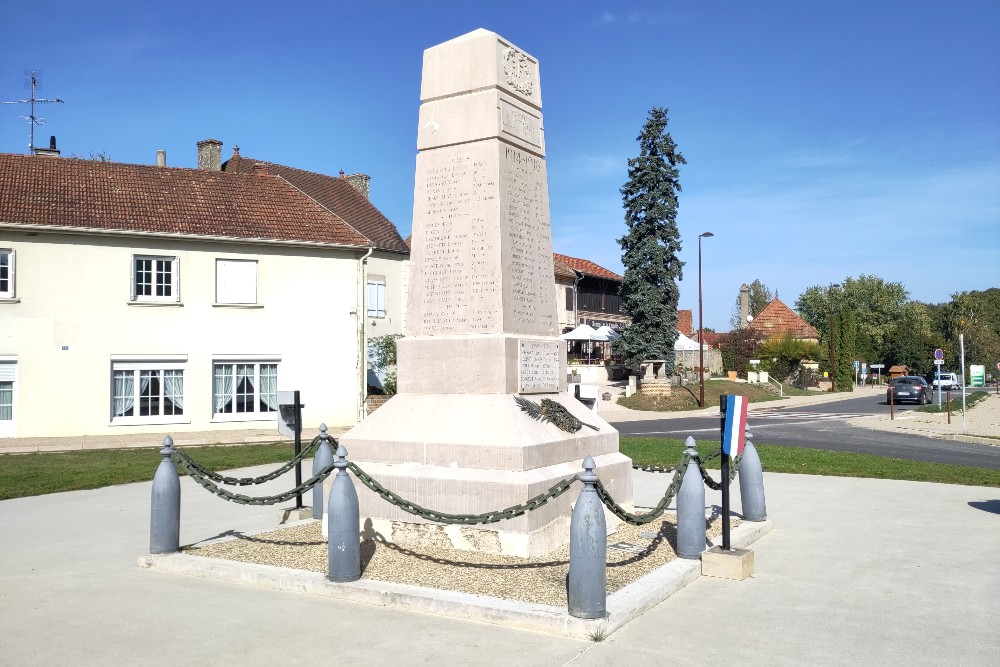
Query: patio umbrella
xmin=560 ymin=324 xmax=600 ymax=340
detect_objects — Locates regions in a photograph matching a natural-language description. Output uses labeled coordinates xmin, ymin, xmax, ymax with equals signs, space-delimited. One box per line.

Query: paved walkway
xmin=1 ymin=462 xmax=996 ymax=665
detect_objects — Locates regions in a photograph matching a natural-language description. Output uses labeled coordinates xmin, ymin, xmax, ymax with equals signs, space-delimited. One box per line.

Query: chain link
xmin=695 ymin=454 xmax=742 ymax=491
xmin=347 ymin=462 xmax=578 ymax=525
xmin=596 ymin=451 xmax=692 ymax=525
xmin=172 ymin=435 xmax=324 ymax=486
xmin=173 ymin=452 xmax=336 ymax=505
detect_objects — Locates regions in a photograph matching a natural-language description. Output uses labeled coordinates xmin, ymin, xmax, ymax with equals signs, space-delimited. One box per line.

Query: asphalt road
xmin=610 ymin=393 xmax=1000 ymax=470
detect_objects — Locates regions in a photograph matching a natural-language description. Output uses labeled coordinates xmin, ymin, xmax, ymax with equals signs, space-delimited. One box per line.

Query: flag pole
xmin=720 ymin=395 xmax=731 ymax=551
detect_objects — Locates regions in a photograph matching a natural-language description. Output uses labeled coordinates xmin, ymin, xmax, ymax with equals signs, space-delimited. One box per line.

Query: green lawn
xmin=2 ymin=434 xmax=997 ymax=502
xmin=915 ymin=390 xmax=989 ymax=413
xmin=620 ymin=437 xmax=1000 ymax=488
xmin=0 ymin=442 xmax=297 ymax=501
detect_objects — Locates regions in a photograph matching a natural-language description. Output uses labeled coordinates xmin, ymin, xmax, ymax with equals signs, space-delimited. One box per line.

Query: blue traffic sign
xmin=934 ymin=348 xmax=944 ymax=360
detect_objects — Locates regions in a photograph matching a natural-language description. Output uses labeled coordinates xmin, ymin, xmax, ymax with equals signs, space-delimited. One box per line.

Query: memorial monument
xmin=340 ymin=29 xmax=633 ymax=557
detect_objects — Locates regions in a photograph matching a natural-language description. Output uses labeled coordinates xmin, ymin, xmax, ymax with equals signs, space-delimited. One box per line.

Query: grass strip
xmin=620 ymin=437 xmax=1000 ymax=488
xmin=0 ymin=443 xmax=296 ymax=501
xmin=915 ymin=390 xmax=989 ymax=413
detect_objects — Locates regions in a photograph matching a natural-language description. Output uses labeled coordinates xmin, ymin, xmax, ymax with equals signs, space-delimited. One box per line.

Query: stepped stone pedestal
xmin=337 ymin=29 xmax=632 ymax=557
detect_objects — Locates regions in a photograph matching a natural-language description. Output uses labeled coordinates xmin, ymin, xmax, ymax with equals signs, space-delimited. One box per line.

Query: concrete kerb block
xmin=138 ymin=518 xmax=774 ymax=639
xmin=701 ymin=546 xmax=754 ymax=580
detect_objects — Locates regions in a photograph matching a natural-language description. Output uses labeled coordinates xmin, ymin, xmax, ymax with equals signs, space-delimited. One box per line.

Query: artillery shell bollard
xmin=312 ymin=424 xmax=334 ymax=521
xmin=327 ymin=445 xmax=361 ymax=583
xmin=150 ymin=436 xmax=180 ymax=554
xmin=738 ymin=433 xmax=767 ymax=522
xmin=676 ymin=437 xmax=707 ymax=559
xmin=568 ymin=455 xmax=607 ymax=619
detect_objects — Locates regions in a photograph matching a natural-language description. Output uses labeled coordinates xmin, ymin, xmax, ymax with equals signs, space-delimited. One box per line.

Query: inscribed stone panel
xmin=518 ymin=339 xmax=561 ymax=393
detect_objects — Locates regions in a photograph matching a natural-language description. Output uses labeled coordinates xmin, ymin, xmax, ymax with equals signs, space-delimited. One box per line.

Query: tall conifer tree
xmin=615 ymin=107 xmax=686 ymax=370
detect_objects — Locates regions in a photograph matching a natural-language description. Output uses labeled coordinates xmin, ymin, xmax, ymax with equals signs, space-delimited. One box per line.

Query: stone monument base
xmin=334 ymin=393 xmax=633 ymax=557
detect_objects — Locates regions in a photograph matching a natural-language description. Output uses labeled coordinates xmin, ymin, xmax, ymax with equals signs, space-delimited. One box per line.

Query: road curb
xmin=138 ymin=518 xmax=773 ymax=639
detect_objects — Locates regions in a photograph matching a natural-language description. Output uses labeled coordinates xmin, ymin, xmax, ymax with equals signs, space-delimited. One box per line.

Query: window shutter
xmin=130 ymin=256 xmax=136 ymax=301
xmin=377 ymin=281 xmax=385 ymax=315
xmin=216 ymin=260 xmax=257 ymax=304
xmin=565 ymin=286 xmax=574 ymax=311
xmin=173 ymin=257 xmax=181 ymax=302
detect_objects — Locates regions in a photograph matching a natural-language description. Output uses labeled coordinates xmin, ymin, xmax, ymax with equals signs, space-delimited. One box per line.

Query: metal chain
xmin=173 ymin=453 xmax=336 ymax=505
xmin=632 ymin=463 xmax=676 ymax=474
xmin=695 ymin=454 xmax=742 ymax=491
xmin=595 ymin=451 xmax=692 ymax=525
xmin=171 ymin=435 xmax=324 ymax=486
xmin=347 ymin=462 xmax=578 ymax=525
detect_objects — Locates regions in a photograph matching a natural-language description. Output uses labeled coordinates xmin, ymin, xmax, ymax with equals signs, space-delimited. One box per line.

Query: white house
xmin=0 ymin=144 xmax=409 ymax=442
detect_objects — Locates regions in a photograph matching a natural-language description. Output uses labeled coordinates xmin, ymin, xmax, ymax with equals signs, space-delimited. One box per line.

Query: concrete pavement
xmin=1 ymin=459 xmax=997 ymax=665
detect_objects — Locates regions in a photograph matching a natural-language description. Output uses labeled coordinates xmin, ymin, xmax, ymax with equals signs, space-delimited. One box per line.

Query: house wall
xmin=555 ymin=277 xmax=575 ymax=331
xmin=366 ymin=252 xmax=409 ymax=339
xmin=0 ymin=231 xmax=376 ymax=439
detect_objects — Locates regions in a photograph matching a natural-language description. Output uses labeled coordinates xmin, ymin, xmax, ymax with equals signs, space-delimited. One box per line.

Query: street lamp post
xmin=828 ymin=283 xmax=840 ymax=392
xmin=698 ymin=232 xmax=714 ymax=407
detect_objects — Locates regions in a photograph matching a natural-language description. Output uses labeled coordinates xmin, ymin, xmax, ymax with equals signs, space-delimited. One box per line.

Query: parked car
xmin=887 ymin=376 xmax=932 ymax=404
xmin=932 ymin=372 xmax=961 ymax=392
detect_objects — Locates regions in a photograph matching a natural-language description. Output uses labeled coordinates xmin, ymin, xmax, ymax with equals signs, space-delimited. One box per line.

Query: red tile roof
xmin=749 ymin=298 xmax=820 ymax=340
xmin=678 ymin=309 xmax=693 ymax=336
xmin=223 ymin=152 xmax=409 ymax=254
xmin=0 ymin=153 xmax=371 ymax=247
xmin=552 ymin=253 xmax=623 ymax=281
xmin=552 ymin=256 xmax=577 ymax=280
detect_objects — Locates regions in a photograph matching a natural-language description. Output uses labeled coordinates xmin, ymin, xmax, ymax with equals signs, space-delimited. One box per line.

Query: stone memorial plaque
xmin=518 ymin=339 xmax=560 ymax=393
xmin=500 ymin=98 xmax=542 ymax=149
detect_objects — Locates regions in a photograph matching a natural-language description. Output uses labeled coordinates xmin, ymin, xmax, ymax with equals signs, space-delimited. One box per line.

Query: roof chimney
xmin=196 ymin=139 xmax=223 ymax=171
xmin=156 ymin=150 xmax=166 ymax=167
xmin=739 ymin=283 xmax=750 ymax=329
xmin=345 ymin=173 xmax=371 ymax=200
xmin=34 ymin=135 xmax=61 ymax=158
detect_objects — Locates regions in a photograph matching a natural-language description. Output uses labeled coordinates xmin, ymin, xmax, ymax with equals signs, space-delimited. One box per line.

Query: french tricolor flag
xmin=722 ymin=395 xmax=749 ymax=456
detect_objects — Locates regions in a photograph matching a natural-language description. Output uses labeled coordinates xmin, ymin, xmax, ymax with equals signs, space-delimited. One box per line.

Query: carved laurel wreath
xmin=514 ymin=395 xmax=598 ymax=433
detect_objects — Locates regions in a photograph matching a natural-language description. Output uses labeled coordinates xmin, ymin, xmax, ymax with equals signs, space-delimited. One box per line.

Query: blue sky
xmin=2 ymin=1 xmax=998 ymax=330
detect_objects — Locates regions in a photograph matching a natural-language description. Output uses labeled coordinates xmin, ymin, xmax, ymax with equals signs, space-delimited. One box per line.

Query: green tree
xmin=757 ymin=333 xmax=821 ymax=383
xmin=367 ymin=334 xmax=402 ymax=395
xmin=796 ymin=275 xmax=910 ymax=365
xmin=720 ymin=327 xmax=763 ymax=377
xmin=730 ymin=279 xmax=774 ymax=329
xmin=615 ymin=107 xmax=686 ymax=370
xmin=834 ymin=308 xmax=857 ymax=390
xmin=943 ymin=289 xmax=1000 ymax=377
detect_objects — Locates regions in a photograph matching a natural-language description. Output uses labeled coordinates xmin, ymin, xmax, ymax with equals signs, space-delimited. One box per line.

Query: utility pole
xmin=1 ymin=70 xmax=64 ymax=153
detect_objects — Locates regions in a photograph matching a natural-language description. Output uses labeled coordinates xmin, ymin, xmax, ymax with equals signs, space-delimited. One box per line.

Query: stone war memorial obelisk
xmin=340 ymin=29 xmax=633 ymax=557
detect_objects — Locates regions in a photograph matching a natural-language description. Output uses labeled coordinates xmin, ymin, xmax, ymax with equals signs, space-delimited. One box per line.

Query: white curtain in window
xmin=113 ymin=370 xmax=135 ymax=417
xmin=163 ymin=370 xmax=184 ymax=409
xmin=0 ymin=381 xmax=11 ymax=421
xmin=214 ymin=365 xmax=233 ymax=412
xmin=259 ymin=365 xmax=277 ymax=410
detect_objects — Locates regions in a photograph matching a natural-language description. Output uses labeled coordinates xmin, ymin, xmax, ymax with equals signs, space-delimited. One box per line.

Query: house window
xmin=110 ymin=359 xmax=186 ymax=424
xmin=0 ymin=249 xmax=14 ymax=299
xmin=0 ymin=360 xmax=15 ymax=433
xmin=216 ymin=259 xmax=258 ymax=305
xmin=213 ymin=361 xmax=278 ymax=419
xmin=132 ymin=255 xmax=179 ymax=302
xmin=368 ymin=276 xmax=386 ymax=318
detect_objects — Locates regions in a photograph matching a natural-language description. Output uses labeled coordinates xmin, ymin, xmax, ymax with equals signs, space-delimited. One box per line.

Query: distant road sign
xmin=996 ymin=362 xmax=1000 ymax=371
xmin=871 ymin=364 xmax=885 ymax=369
xmin=934 ymin=349 xmax=944 ymax=360
xmin=853 ymin=360 xmax=860 ymax=369
xmin=934 ymin=359 xmax=944 ymax=365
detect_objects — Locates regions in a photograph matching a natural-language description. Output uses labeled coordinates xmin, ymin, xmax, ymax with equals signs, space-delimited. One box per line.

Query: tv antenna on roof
xmin=1 ymin=69 xmax=65 ymax=154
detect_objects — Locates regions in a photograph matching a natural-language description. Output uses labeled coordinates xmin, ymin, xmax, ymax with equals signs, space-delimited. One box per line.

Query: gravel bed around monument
xmin=188 ymin=515 xmax=735 ymax=606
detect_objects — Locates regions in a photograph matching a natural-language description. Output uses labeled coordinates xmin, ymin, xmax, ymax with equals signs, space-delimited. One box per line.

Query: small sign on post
xmin=719 ymin=394 xmax=749 ymax=551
